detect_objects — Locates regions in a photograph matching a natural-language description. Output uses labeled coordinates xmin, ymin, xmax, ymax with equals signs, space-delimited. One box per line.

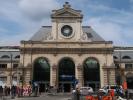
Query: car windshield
xmin=80 ymin=87 xmax=90 ymax=90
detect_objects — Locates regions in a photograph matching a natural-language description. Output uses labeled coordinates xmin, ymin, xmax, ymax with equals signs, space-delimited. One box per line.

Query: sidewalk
xmin=0 ymin=93 xmax=72 ymax=100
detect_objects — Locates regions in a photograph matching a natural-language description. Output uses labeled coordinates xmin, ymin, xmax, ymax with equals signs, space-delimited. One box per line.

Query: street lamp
xmin=10 ymin=53 xmax=13 ymax=87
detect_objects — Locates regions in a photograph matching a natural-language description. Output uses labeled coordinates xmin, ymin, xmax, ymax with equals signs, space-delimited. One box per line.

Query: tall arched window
xmin=58 ymin=57 xmax=75 ymax=92
xmin=33 ymin=57 xmax=50 ymax=81
xmin=83 ymin=58 xmax=100 ymax=91
xmin=33 ymin=57 xmax=50 ymax=92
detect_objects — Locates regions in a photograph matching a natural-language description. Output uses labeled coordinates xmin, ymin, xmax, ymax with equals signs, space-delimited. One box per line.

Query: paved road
xmin=15 ymin=96 xmax=70 ymax=100
xmin=2 ymin=94 xmax=71 ymax=100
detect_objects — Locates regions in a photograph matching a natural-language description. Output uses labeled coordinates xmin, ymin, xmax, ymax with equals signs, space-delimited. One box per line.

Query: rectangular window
xmin=125 ymin=64 xmax=132 ymax=69
xmin=13 ymin=64 xmax=18 ymax=69
xmin=13 ymin=77 xmax=17 ymax=81
xmin=0 ymin=76 xmax=7 ymax=82
xmin=0 ymin=64 xmax=7 ymax=69
xmin=115 ymin=63 xmax=120 ymax=69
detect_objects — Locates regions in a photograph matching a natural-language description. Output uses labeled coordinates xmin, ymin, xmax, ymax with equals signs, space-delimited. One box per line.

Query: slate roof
xmin=0 ymin=47 xmax=20 ymax=61
xmin=30 ymin=26 xmax=105 ymax=41
xmin=113 ymin=47 xmax=133 ymax=62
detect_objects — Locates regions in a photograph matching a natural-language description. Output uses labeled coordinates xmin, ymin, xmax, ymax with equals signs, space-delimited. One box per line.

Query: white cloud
xmin=82 ymin=3 xmax=133 ymax=46
xmin=0 ymin=0 xmax=61 ymax=46
xmin=19 ymin=0 xmax=59 ymax=21
xmin=0 ymin=0 xmax=133 ymax=46
xmin=87 ymin=17 xmax=133 ymax=46
xmin=130 ymin=0 xmax=133 ymax=3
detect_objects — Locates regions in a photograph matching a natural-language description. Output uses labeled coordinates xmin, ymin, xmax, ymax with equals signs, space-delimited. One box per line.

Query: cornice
xmin=20 ymin=47 xmax=113 ymax=54
xmin=21 ymin=40 xmax=113 ymax=44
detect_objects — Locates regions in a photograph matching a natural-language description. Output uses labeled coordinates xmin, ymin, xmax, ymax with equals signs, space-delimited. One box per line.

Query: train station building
xmin=0 ymin=2 xmax=133 ymax=92
xmin=20 ymin=2 xmax=115 ymax=92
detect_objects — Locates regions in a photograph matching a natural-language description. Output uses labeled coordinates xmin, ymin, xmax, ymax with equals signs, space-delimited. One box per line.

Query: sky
xmin=0 ymin=0 xmax=133 ymax=46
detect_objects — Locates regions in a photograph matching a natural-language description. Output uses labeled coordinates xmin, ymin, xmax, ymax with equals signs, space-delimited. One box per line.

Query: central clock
xmin=61 ymin=25 xmax=73 ymax=37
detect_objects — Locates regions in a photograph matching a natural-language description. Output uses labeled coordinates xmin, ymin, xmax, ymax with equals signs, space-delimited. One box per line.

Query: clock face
xmin=61 ymin=25 xmax=73 ymax=37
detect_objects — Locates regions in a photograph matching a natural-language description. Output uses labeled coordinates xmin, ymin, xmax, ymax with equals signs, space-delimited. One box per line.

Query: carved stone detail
xmin=43 ymin=33 xmax=54 ymax=41
xmin=81 ymin=32 xmax=92 ymax=42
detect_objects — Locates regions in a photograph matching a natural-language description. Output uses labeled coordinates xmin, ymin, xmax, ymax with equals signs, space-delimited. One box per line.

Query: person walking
xmin=11 ymin=85 xmax=16 ymax=99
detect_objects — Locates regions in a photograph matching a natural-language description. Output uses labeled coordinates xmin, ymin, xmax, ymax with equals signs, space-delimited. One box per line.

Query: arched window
xmin=113 ymin=56 xmax=118 ymax=59
xmin=15 ymin=55 xmax=20 ymax=59
xmin=1 ymin=55 xmax=10 ymax=59
xmin=125 ymin=64 xmax=132 ymax=69
xmin=58 ymin=57 xmax=75 ymax=92
xmin=122 ymin=56 xmax=131 ymax=59
xmin=33 ymin=57 xmax=50 ymax=82
xmin=33 ymin=57 xmax=50 ymax=92
xmin=83 ymin=58 xmax=100 ymax=91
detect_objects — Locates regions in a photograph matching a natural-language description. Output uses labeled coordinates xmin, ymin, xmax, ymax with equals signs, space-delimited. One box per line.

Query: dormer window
xmin=122 ymin=56 xmax=131 ymax=59
xmin=113 ymin=56 xmax=118 ymax=59
xmin=15 ymin=55 xmax=20 ymax=59
xmin=86 ymin=33 xmax=92 ymax=38
xmin=1 ymin=55 xmax=10 ymax=59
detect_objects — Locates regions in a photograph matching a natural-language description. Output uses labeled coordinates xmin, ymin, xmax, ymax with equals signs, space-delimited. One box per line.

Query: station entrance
xmin=126 ymin=73 xmax=133 ymax=89
xmin=33 ymin=57 xmax=50 ymax=92
xmin=58 ymin=58 xmax=75 ymax=92
xmin=83 ymin=58 xmax=100 ymax=91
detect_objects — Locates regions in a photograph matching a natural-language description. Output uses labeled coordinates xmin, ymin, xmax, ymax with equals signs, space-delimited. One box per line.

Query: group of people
xmin=0 ymin=85 xmax=32 ymax=98
xmin=0 ymin=85 xmax=14 ymax=96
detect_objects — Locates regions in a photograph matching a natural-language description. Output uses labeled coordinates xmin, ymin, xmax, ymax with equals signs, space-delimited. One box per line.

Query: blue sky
xmin=0 ymin=0 xmax=133 ymax=46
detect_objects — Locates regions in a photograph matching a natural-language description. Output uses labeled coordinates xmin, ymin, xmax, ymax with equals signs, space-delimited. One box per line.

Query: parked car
xmin=99 ymin=85 xmax=124 ymax=96
xmin=80 ymin=87 xmax=93 ymax=95
xmin=72 ymin=86 xmax=93 ymax=95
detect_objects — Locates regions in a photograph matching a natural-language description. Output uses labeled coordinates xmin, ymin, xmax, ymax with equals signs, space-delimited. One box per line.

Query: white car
xmin=72 ymin=87 xmax=93 ymax=95
xmin=80 ymin=87 xmax=93 ymax=95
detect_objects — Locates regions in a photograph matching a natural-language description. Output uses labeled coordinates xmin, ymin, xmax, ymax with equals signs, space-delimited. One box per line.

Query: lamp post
xmin=10 ymin=53 xmax=13 ymax=87
xmin=19 ymin=63 xmax=24 ymax=96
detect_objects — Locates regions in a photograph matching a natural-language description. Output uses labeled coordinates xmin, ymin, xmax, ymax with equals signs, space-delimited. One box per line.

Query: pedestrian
xmin=4 ymin=85 xmax=8 ymax=96
xmin=11 ymin=85 xmax=16 ymax=99
xmin=7 ymin=86 xmax=10 ymax=96
xmin=0 ymin=86 xmax=3 ymax=97
xmin=75 ymin=87 xmax=80 ymax=100
xmin=34 ymin=82 xmax=38 ymax=96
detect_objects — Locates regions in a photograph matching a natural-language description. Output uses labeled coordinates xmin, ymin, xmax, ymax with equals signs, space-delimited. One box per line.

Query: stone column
xmin=75 ymin=63 xmax=83 ymax=87
xmin=7 ymin=73 xmax=11 ymax=86
xmin=50 ymin=64 xmax=57 ymax=87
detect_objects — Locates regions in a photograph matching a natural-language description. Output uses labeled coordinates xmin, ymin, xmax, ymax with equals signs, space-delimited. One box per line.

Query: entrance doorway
xmin=33 ymin=57 xmax=50 ymax=92
xmin=58 ymin=58 xmax=75 ymax=92
xmin=126 ymin=73 xmax=133 ymax=89
xmin=83 ymin=58 xmax=100 ymax=91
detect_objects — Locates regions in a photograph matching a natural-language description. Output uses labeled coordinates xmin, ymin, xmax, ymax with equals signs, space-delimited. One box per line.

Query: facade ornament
xmin=63 ymin=2 xmax=71 ymax=9
xmin=81 ymin=32 xmax=92 ymax=42
xmin=77 ymin=63 xmax=82 ymax=70
xmin=52 ymin=64 xmax=57 ymax=70
xmin=81 ymin=33 xmax=88 ymax=41
xmin=43 ymin=33 xmax=54 ymax=41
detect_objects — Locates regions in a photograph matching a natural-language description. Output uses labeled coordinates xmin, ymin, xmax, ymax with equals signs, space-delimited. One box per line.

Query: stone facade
xmin=20 ymin=2 xmax=115 ymax=90
xmin=0 ymin=2 xmax=133 ymax=91
xmin=0 ymin=46 xmax=20 ymax=87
